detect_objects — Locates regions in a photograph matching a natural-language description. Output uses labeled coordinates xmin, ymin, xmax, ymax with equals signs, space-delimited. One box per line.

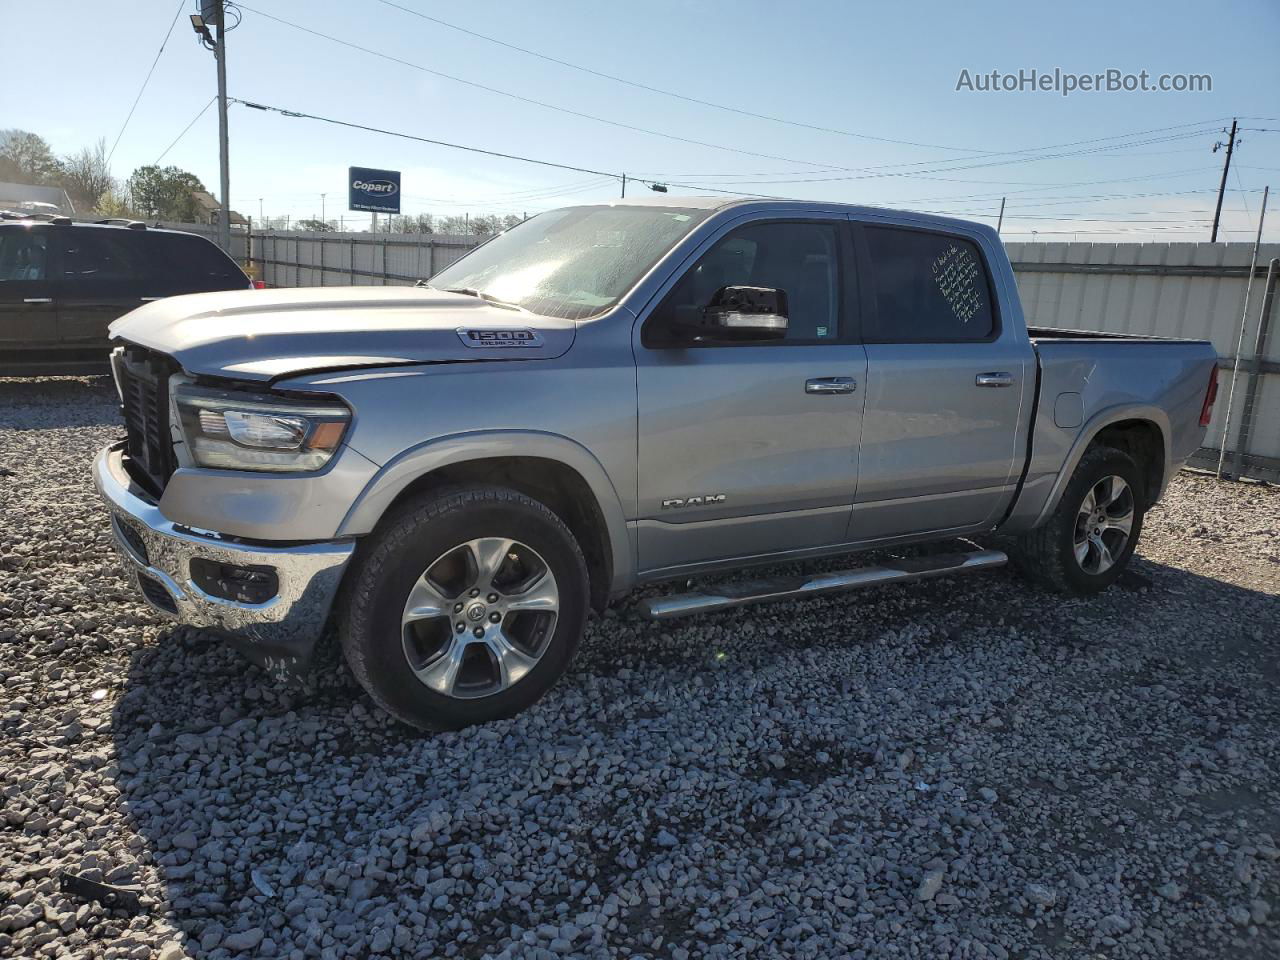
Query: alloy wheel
xmin=1073 ymin=475 xmax=1135 ymax=575
xmin=401 ymin=537 xmax=559 ymax=699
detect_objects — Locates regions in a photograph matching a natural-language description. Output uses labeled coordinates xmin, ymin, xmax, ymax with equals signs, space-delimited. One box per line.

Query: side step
xmin=637 ymin=548 xmax=1008 ymax=620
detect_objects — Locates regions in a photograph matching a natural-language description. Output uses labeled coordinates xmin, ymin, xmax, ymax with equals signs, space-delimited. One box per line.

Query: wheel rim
xmin=401 ymin=537 xmax=559 ymax=700
xmin=1073 ymin=475 xmax=1134 ymax=575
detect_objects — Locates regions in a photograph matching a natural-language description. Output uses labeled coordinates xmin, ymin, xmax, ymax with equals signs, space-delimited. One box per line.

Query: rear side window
xmin=0 ymin=229 xmax=48 ymax=281
xmin=61 ymin=229 xmax=147 ymax=284
xmin=863 ymin=227 xmax=994 ymax=342
xmin=147 ymin=233 xmax=245 ymax=287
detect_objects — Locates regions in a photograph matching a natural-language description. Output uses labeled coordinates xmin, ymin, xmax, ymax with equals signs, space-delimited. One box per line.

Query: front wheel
xmin=339 ymin=486 xmax=589 ymax=731
xmin=1011 ymin=445 xmax=1145 ymax=595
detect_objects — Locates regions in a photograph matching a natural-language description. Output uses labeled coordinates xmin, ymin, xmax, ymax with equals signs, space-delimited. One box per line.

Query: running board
xmin=637 ymin=548 xmax=1008 ymax=620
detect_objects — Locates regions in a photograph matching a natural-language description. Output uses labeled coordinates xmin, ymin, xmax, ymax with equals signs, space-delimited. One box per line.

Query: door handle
xmin=975 ymin=372 xmax=1014 ymax=388
xmin=23 ymin=297 xmax=53 ymax=304
xmin=805 ymin=376 xmax=856 ymax=395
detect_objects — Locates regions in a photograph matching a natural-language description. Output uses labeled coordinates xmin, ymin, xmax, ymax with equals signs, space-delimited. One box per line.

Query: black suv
xmin=0 ymin=217 xmax=251 ymax=375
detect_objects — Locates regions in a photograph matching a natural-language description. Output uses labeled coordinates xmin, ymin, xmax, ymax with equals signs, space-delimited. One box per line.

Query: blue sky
xmin=5 ymin=0 xmax=1279 ymax=239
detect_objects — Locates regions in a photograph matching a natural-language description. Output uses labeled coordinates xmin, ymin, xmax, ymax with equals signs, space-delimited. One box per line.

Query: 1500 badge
xmin=662 ymin=494 xmax=726 ymax=509
xmin=457 ymin=328 xmax=543 ymax=348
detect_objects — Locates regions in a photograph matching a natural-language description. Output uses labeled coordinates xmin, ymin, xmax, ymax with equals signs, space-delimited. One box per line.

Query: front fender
xmin=337 ymin=429 xmax=634 ymax=593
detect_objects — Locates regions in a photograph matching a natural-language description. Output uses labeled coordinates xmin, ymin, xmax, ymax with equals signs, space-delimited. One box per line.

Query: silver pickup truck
xmin=94 ymin=198 xmax=1220 ymax=730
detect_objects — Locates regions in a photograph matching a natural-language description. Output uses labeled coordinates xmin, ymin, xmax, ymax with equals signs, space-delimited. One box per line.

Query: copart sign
xmin=348 ymin=166 xmax=401 ymax=214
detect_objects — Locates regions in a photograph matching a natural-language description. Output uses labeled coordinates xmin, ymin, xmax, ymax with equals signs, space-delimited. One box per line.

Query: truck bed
xmin=1028 ymin=325 xmax=1207 ymax=344
xmin=1000 ymin=329 xmax=1218 ymax=533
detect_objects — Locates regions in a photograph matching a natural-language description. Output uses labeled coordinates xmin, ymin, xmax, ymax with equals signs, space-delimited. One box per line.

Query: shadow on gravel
xmin=106 ymin=552 xmax=1279 ymax=958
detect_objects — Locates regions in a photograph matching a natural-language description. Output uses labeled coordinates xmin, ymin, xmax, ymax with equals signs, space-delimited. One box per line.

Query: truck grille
xmin=114 ymin=344 xmax=178 ymax=497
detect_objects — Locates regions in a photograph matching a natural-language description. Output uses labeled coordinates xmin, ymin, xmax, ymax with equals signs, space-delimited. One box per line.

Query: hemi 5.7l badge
xmin=457 ymin=328 xmax=543 ymax=348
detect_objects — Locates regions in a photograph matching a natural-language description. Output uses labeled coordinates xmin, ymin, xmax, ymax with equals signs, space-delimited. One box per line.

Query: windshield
xmin=427 ymin=205 xmax=711 ymax=320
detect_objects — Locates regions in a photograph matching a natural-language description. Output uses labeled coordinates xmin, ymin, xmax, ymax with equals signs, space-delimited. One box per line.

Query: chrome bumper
xmin=93 ymin=442 xmax=354 ymax=677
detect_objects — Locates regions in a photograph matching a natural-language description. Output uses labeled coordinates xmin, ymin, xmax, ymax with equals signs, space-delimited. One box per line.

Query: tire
xmin=339 ymin=485 xmax=589 ymax=731
xmin=1011 ymin=445 xmax=1145 ymax=595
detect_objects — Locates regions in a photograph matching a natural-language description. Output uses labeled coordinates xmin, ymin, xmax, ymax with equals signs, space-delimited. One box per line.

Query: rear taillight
xmin=251 ymin=280 xmax=266 ymax=289
xmin=1199 ymin=366 xmax=1219 ymax=427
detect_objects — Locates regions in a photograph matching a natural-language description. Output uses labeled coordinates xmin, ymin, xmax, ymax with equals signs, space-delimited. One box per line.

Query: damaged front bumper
xmin=93 ymin=442 xmax=354 ymax=678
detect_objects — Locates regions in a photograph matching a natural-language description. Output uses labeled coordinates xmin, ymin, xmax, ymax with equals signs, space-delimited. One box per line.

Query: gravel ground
xmin=1 ymin=376 xmax=1277 ymax=960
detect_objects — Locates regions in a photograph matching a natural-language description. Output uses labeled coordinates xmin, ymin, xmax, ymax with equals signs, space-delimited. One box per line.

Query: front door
xmin=0 ymin=225 xmax=57 ymax=354
xmin=849 ymin=223 xmax=1029 ymax=541
xmin=635 ymin=218 xmax=867 ymax=575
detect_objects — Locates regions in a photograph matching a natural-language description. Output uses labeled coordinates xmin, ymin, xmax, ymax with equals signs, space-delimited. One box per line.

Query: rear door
xmin=55 ymin=227 xmax=150 ymax=345
xmin=634 ymin=217 xmax=867 ymax=574
xmin=849 ymin=221 xmax=1031 ymax=541
xmin=0 ymin=225 xmax=56 ymax=349
xmin=144 ymin=231 xmax=248 ymax=296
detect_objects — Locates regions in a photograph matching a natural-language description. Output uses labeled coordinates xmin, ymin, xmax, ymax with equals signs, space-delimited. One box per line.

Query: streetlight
xmin=190 ymin=4 xmax=230 ymax=253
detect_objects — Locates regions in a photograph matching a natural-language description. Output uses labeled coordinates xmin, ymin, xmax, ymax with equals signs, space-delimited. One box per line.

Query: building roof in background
xmin=0 ymin=181 xmax=75 ymax=215
xmin=191 ymin=189 xmax=248 ymax=225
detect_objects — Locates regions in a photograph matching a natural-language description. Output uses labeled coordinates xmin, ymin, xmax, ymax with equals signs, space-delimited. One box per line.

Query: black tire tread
xmin=338 ymin=484 xmax=586 ymax=731
xmin=1011 ymin=445 xmax=1141 ymax=595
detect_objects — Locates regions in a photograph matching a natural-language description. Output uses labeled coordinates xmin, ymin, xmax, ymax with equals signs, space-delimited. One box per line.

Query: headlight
xmin=174 ymin=384 xmax=350 ymax=473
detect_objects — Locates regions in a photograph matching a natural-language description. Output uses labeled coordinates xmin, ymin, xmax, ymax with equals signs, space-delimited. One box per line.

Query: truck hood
xmin=109 ymin=286 xmax=576 ymax=381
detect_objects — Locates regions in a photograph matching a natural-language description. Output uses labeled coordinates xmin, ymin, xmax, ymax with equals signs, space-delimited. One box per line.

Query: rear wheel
xmin=1011 ymin=445 xmax=1145 ymax=595
xmin=339 ymin=486 xmax=589 ymax=731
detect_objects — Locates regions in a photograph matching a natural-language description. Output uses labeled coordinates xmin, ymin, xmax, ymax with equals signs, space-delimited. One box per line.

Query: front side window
xmin=0 ymin=229 xmax=48 ymax=282
xmin=863 ymin=227 xmax=995 ymax=342
xmin=427 ymin=205 xmax=711 ymax=320
xmin=648 ymin=220 xmax=841 ymax=344
xmin=61 ymin=230 xmax=147 ymax=284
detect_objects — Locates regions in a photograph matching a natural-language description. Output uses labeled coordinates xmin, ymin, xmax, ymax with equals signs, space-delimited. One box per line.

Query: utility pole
xmin=213 ymin=0 xmax=231 ymax=253
xmin=258 ymin=197 xmax=263 ymax=222
xmin=621 ymin=174 xmax=627 ymax=199
xmin=1211 ymin=118 xmax=1240 ymax=243
xmin=996 ymin=197 xmax=1006 ymax=235
xmin=321 ymin=193 xmax=326 ymax=227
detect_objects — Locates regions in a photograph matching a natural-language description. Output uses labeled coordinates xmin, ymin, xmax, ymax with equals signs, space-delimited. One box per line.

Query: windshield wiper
xmin=443 ymin=287 xmax=524 ymax=311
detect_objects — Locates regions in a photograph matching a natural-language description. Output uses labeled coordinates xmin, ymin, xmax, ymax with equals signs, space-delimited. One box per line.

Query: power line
xmin=155 ymin=97 xmax=218 ymax=164
xmin=235 ymin=3 xmax=861 ymax=170
xmin=107 ymin=0 xmax=187 ymax=165
xmin=233 ymin=98 xmax=625 ymax=180
xmin=371 ymin=0 xmax=990 ymax=153
xmin=237 ymin=4 xmax=1233 ymax=182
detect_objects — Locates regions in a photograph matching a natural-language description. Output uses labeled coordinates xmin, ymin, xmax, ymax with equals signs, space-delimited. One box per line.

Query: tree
xmin=295 ymin=218 xmax=335 ymax=232
xmin=502 ymin=214 xmax=524 ymax=231
xmin=61 ymin=138 xmax=115 ymax=212
xmin=388 ymin=213 xmax=434 ymax=234
xmin=470 ymin=214 xmax=506 ymax=236
xmin=94 ymin=186 xmax=143 ymax=220
xmin=0 ymin=129 xmax=63 ymax=184
xmin=127 ymin=164 xmax=206 ymax=221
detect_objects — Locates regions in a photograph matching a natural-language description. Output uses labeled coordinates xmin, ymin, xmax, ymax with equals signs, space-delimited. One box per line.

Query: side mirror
xmin=700 ymin=285 xmax=788 ymax=341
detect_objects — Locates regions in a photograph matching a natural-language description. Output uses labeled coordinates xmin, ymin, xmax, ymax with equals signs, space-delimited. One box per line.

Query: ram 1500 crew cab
xmin=94 ymin=198 xmax=1220 ymax=730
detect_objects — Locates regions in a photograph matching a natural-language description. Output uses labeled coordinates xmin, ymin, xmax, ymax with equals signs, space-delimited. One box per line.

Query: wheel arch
xmin=1032 ymin=405 xmax=1170 ymax=528
xmin=338 ymin=431 xmax=633 ymax=611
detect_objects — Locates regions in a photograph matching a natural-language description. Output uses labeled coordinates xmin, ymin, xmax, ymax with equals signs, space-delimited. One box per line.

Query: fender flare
xmin=1032 ymin=403 xmax=1172 ymax=528
xmin=337 ymin=430 xmax=634 ymax=592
